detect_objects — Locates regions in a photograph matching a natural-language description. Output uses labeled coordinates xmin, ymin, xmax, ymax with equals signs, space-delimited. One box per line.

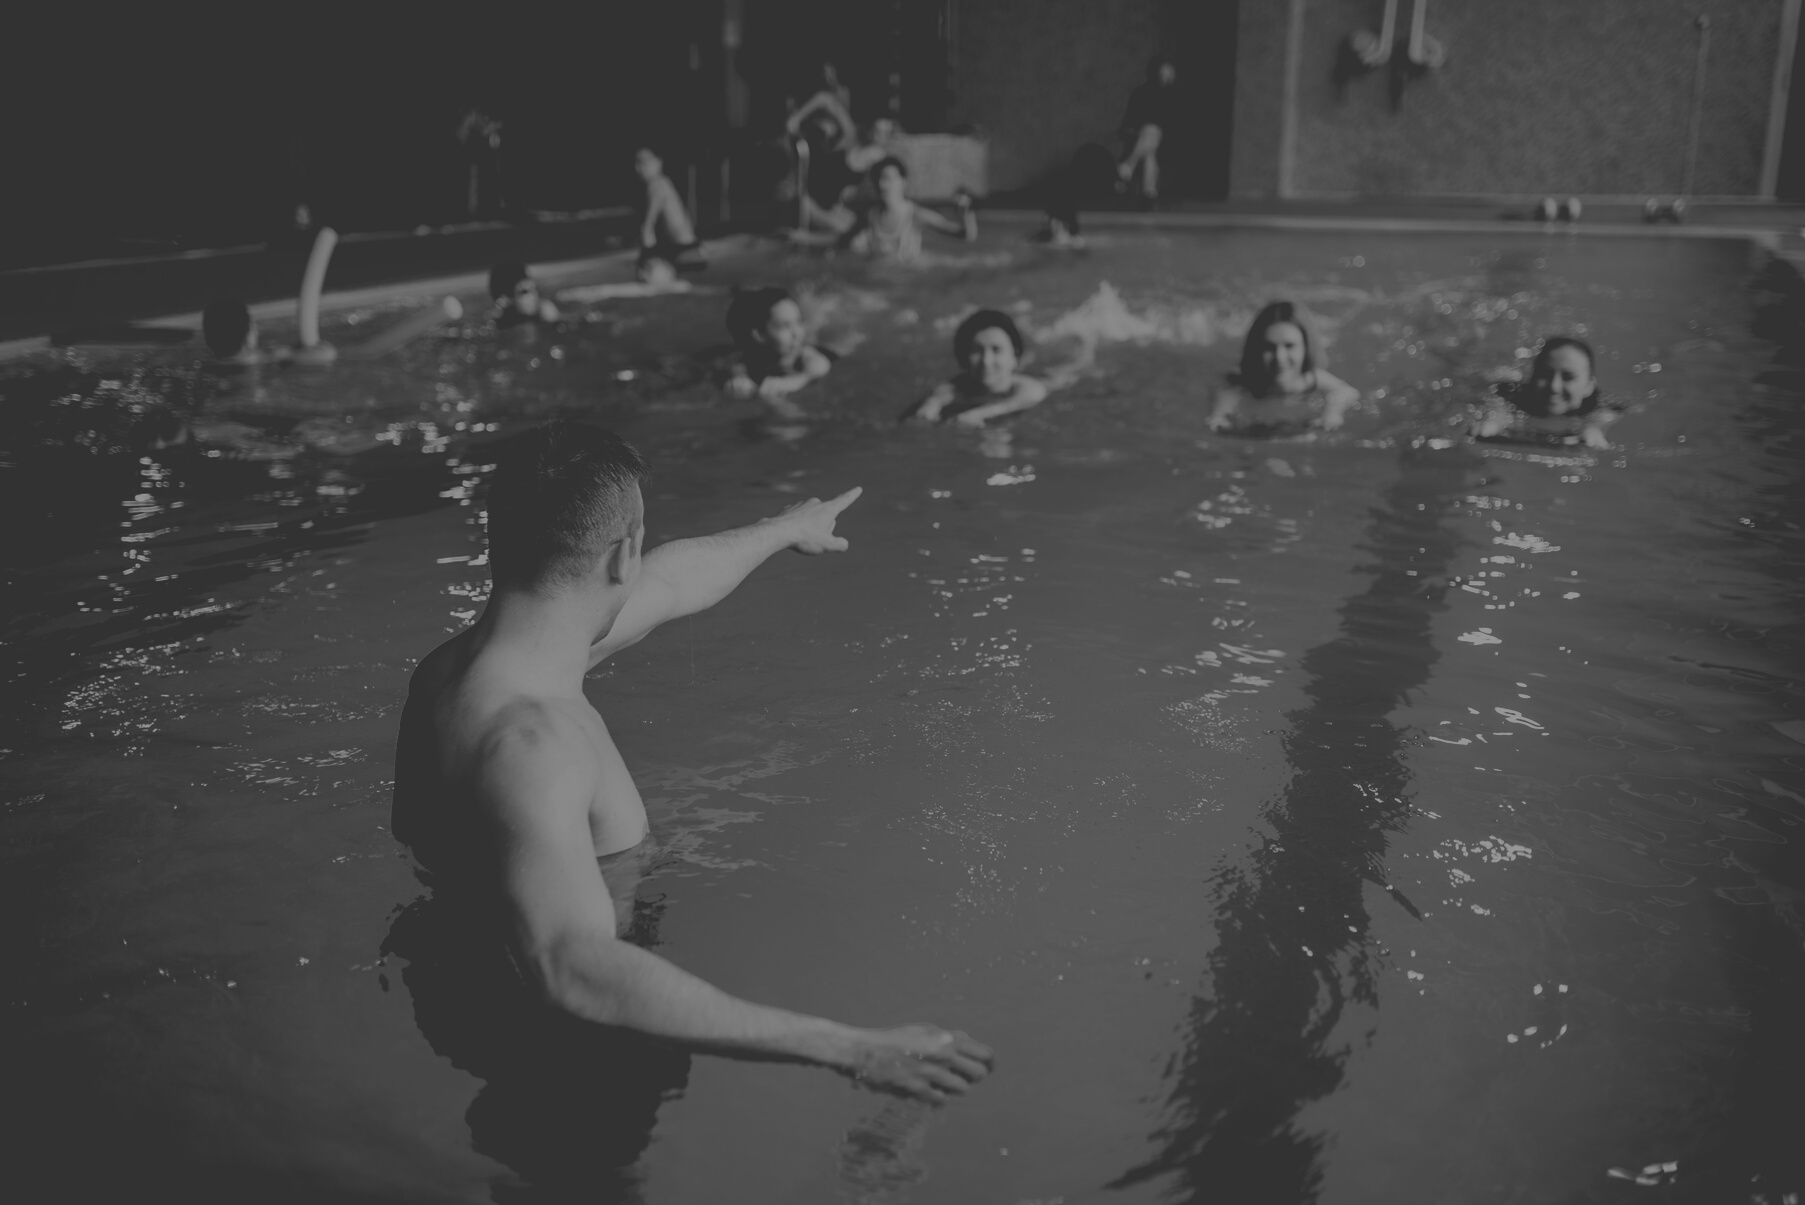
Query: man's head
xmin=634 ymin=147 xmax=663 ymax=182
xmin=486 ymin=422 xmax=650 ymax=598
xmin=203 ymin=298 xmax=255 ymax=358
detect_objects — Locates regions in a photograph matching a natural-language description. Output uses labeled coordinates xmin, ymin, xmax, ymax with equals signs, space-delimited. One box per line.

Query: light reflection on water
xmin=1 ymin=231 xmax=1802 ymax=1203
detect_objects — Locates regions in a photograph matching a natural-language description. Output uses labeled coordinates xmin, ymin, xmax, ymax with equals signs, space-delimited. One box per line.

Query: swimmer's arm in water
xmin=485 ymin=712 xmax=992 ymax=1101
xmin=951 ymin=376 xmax=1048 ymax=427
xmin=1206 ymin=387 xmax=1244 ymax=431
xmin=905 ymin=381 xmax=958 ymax=423
xmin=1578 ymin=407 xmax=1620 ymax=449
xmin=1314 ymin=370 xmax=1360 ymax=430
xmin=912 ymin=202 xmax=975 ymax=241
xmin=755 ymin=347 xmax=834 ymax=400
xmin=1470 ymin=395 xmax=1517 ymax=439
xmin=587 ymin=488 xmax=863 ymax=665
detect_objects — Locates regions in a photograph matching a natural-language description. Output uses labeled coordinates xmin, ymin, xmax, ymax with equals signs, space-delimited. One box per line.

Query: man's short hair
xmin=488 ymin=261 xmax=531 ymax=300
xmin=486 ymin=422 xmax=650 ymax=591
xmin=202 ymin=298 xmax=252 ymax=357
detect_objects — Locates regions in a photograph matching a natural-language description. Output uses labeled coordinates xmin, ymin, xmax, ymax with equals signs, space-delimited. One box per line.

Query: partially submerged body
xmin=393 ymin=425 xmax=990 ymax=1100
xmin=906 ymin=310 xmax=1047 ymax=427
xmin=1471 ymin=339 xmax=1622 ymax=449
xmin=1207 ymin=372 xmax=1359 ymax=437
xmin=725 ymin=289 xmax=837 ymax=416
xmin=845 ymin=159 xmax=974 ymax=261
xmin=1208 ymin=301 xmax=1359 ymax=436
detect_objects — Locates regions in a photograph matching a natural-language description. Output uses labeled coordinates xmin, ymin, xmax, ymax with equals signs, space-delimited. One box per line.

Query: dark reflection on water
xmin=382 ymin=888 xmax=689 ymax=1204
xmin=1115 ymin=441 xmax=1484 ymax=1200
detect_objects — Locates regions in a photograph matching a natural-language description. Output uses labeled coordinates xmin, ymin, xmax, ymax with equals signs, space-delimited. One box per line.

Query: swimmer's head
xmin=870 ymin=156 xmax=909 ymax=203
xmin=1153 ymin=58 xmax=1177 ymax=86
xmin=488 ymin=261 xmax=540 ymax=315
xmin=634 ymin=147 xmax=663 ymax=181
xmin=869 ymin=117 xmax=899 ymax=145
xmin=1528 ymin=336 xmax=1599 ymax=415
xmin=202 ymin=298 xmax=254 ymax=358
xmin=486 ymin=421 xmax=651 ymax=599
xmin=1238 ymin=300 xmax=1322 ymax=394
xmin=727 ymin=287 xmax=806 ymax=360
xmin=954 ymin=309 xmax=1025 ymax=393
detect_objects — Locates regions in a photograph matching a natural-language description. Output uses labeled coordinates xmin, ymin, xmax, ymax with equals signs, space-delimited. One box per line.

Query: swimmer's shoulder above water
xmin=844 ymin=157 xmax=976 ymax=261
xmin=904 ymin=309 xmax=1046 ymax=427
xmin=1471 ymin=336 xmax=1623 ymax=449
xmin=1206 ymin=300 xmax=1358 ymax=435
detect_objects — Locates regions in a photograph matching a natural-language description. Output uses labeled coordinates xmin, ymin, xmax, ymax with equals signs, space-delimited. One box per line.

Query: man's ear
xmin=604 ymin=535 xmax=635 ymax=585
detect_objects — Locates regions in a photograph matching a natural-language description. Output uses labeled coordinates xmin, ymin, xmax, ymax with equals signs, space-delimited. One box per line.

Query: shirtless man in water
xmin=393 ymin=421 xmax=992 ymax=1101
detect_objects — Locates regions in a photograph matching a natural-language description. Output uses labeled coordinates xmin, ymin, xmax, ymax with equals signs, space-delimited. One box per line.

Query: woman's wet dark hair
xmin=202 ymin=298 xmax=252 ymax=358
xmin=1236 ymin=300 xmax=1321 ymax=392
xmin=725 ymin=287 xmax=796 ymax=348
xmin=868 ymin=155 xmax=908 ymax=187
xmin=953 ymin=309 xmax=1025 ymax=365
xmin=1534 ymin=336 xmax=1596 ymax=375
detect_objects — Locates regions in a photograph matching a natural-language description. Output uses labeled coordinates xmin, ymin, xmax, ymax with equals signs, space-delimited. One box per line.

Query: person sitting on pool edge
xmin=906 ymin=309 xmax=1047 ymax=427
xmin=844 ymin=157 xmax=975 ymax=261
xmin=391 ymin=421 xmax=993 ymax=1101
xmin=1207 ymin=300 xmax=1359 ymax=436
xmin=1470 ymin=336 xmax=1624 ymax=449
xmin=635 ymin=147 xmax=703 ymax=281
xmin=489 ymin=261 xmax=562 ymax=328
xmin=724 ymin=287 xmax=835 ymax=409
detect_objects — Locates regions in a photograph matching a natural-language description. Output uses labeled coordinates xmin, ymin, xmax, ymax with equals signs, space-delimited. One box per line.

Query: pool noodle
xmin=1378 ymin=0 xmax=1398 ymax=53
xmin=341 ymin=296 xmax=464 ymax=359
xmin=1407 ymin=0 xmax=1426 ymax=64
xmin=297 ymin=227 xmax=338 ymax=349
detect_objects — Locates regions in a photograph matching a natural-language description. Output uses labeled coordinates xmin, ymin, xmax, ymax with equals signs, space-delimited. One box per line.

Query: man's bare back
xmin=392 ymin=453 xmax=990 ymax=1101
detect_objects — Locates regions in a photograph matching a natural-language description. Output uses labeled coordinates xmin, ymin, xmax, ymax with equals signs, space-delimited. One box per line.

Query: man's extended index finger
xmin=825 ymin=486 xmax=863 ymax=513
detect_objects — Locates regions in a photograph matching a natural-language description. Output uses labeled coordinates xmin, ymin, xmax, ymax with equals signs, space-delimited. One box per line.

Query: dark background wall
xmin=2 ymin=4 xmax=734 ymax=267
xmin=1233 ymin=0 xmax=1793 ymax=198
xmin=948 ymin=0 xmax=1238 ymax=197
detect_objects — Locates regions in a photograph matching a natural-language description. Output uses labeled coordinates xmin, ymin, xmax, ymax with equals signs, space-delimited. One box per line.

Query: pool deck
xmin=6 ymin=198 xmax=1805 ymax=361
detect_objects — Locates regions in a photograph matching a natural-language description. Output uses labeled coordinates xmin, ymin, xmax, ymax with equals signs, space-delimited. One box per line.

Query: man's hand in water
xmin=846 ymin=1024 xmax=995 ymax=1102
xmin=761 ymin=487 xmax=862 ymax=554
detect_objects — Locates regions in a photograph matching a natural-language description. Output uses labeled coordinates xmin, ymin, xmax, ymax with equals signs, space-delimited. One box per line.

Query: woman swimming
xmin=1207 ymin=301 xmax=1359 ymax=436
xmin=905 ymin=309 xmax=1047 ymax=427
xmin=1471 ymin=336 xmax=1624 ymax=449
xmin=724 ymin=287 xmax=835 ymax=411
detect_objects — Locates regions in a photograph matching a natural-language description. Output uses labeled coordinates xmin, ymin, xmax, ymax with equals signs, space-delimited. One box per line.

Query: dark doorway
xmin=1163 ymin=0 xmax=1239 ymax=201
xmin=1776 ymin=23 xmax=1805 ymax=200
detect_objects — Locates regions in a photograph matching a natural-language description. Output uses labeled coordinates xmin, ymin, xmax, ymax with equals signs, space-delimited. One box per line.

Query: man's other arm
xmin=485 ymin=709 xmax=991 ymax=1098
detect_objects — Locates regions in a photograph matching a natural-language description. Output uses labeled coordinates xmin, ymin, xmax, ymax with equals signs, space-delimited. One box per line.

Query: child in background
xmin=846 ymin=157 xmax=975 ymax=261
xmin=725 ymin=287 xmax=835 ymax=408
xmin=1207 ymin=300 xmax=1359 ymax=435
xmin=1472 ymin=336 xmax=1623 ymax=448
xmin=488 ymin=262 xmax=561 ymax=328
xmin=635 ymin=147 xmax=701 ymax=280
xmin=906 ymin=309 xmax=1047 ymax=426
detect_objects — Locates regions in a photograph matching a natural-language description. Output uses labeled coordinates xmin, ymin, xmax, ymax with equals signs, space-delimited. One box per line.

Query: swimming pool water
xmin=3 ymin=228 xmax=1804 ymax=1203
